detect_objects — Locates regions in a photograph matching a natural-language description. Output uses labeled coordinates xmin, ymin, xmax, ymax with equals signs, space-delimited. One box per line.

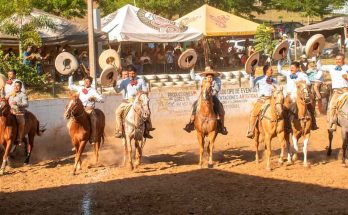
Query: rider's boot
xmin=115 ymin=130 xmax=123 ymax=138
xmin=309 ymin=107 xmax=319 ymax=130
xmin=183 ymin=115 xmax=195 ymax=133
xmin=144 ymin=122 xmax=154 ymax=139
xmin=218 ymin=115 xmax=228 ymax=135
xmin=246 ymin=115 xmax=257 ymax=139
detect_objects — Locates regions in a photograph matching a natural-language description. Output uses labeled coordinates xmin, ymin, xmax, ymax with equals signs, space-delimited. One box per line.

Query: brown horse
xmin=254 ymin=86 xmax=286 ymax=171
xmin=0 ymin=98 xmax=43 ymax=175
xmin=194 ymin=79 xmax=218 ymax=168
xmin=284 ymin=81 xmax=312 ymax=167
xmin=311 ymin=82 xmax=332 ymax=115
xmin=64 ymin=93 xmax=105 ymax=175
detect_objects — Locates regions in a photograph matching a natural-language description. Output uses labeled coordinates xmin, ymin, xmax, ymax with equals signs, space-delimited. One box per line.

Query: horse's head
xmin=64 ymin=92 xmax=82 ymax=119
xmin=0 ymin=97 xmax=10 ymax=116
xmin=271 ymin=85 xmax=284 ymax=117
xmin=134 ymin=92 xmax=150 ymax=120
xmin=201 ymin=79 xmax=213 ymax=101
xmin=296 ymin=81 xmax=311 ymax=104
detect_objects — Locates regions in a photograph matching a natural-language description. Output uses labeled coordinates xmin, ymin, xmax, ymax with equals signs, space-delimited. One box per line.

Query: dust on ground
xmin=1 ymin=116 xmax=348 ymax=215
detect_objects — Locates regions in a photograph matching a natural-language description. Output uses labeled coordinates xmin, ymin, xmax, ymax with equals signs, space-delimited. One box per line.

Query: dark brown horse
xmin=64 ymin=93 xmax=105 ymax=175
xmin=0 ymin=98 xmax=43 ymax=175
xmin=194 ymin=79 xmax=218 ymax=168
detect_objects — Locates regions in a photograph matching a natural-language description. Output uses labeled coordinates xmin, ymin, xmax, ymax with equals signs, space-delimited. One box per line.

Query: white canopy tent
xmin=101 ymin=4 xmax=203 ymax=43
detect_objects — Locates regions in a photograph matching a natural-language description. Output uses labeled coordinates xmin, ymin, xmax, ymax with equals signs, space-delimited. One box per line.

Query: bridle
xmin=297 ymin=84 xmax=311 ymax=105
xmin=65 ymin=99 xmax=84 ymax=121
xmin=0 ymin=101 xmax=10 ymax=117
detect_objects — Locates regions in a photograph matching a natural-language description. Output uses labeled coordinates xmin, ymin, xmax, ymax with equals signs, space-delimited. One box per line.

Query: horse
xmin=194 ymin=79 xmax=218 ymax=168
xmin=327 ymin=92 xmax=348 ymax=166
xmin=64 ymin=93 xmax=105 ymax=175
xmin=122 ymin=92 xmax=150 ymax=170
xmin=253 ymin=86 xmax=286 ymax=171
xmin=311 ymin=81 xmax=332 ymax=115
xmin=0 ymin=98 xmax=44 ymax=175
xmin=284 ymin=81 xmax=312 ymax=167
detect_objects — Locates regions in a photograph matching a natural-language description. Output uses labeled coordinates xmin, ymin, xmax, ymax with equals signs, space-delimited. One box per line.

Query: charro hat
xmin=178 ymin=48 xmax=198 ymax=70
xmin=245 ymin=52 xmax=260 ymax=74
xmin=272 ymin=40 xmax=289 ymax=61
xmin=100 ymin=64 xmax=117 ymax=86
xmin=199 ymin=66 xmax=220 ymax=77
xmin=305 ymin=34 xmax=325 ymax=58
xmin=98 ymin=49 xmax=121 ymax=70
xmin=55 ymin=52 xmax=79 ymax=75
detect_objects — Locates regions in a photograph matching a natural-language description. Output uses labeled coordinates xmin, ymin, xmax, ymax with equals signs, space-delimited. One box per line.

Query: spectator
xmin=165 ymin=46 xmax=174 ymax=73
xmin=4 ymin=48 xmax=15 ymax=61
xmin=133 ymin=51 xmax=143 ymax=74
xmin=174 ymin=43 xmax=183 ymax=53
xmin=140 ymin=51 xmax=152 ymax=74
xmin=22 ymin=46 xmax=34 ymax=67
xmin=157 ymin=47 xmax=165 ymax=73
xmin=35 ymin=47 xmax=49 ymax=75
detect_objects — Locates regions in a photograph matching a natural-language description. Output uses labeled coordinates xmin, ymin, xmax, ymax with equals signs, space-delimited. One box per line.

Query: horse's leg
xmin=341 ymin=128 xmax=348 ymax=166
xmin=0 ymin=141 xmax=11 ymax=175
xmin=277 ymin=127 xmax=286 ymax=165
xmin=207 ymin=132 xmax=217 ymax=168
xmin=122 ymin=138 xmax=127 ymax=167
xmin=303 ymin=133 xmax=311 ymax=168
xmin=196 ymin=132 xmax=204 ymax=168
xmin=327 ymin=130 xmax=334 ymax=157
xmin=126 ymin=136 xmax=133 ymax=170
xmin=93 ymin=140 xmax=100 ymax=165
xmin=24 ymin=133 xmax=34 ymax=165
xmin=254 ymin=129 xmax=260 ymax=163
xmin=264 ymin=133 xmax=272 ymax=171
xmin=292 ymin=132 xmax=300 ymax=162
xmin=134 ymin=140 xmax=142 ymax=168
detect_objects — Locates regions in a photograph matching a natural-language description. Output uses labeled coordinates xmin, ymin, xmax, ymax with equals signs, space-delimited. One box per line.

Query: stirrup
xmin=115 ymin=132 xmax=123 ymax=138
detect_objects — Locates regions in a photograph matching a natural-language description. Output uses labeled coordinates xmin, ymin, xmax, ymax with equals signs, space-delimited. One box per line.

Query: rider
xmin=8 ymin=81 xmax=28 ymax=144
xmin=68 ymin=75 xmax=104 ymax=143
xmin=278 ymin=60 xmax=318 ymax=130
xmin=317 ymin=53 xmax=348 ymax=132
xmin=306 ymin=57 xmax=324 ymax=101
xmin=246 ymin=64 xmax=278 ymax=139
xmin=4 ymin=69 xmax=25 ymax=98
xmin=114 ymin=65 xmax=154 ymax=139
xmin=183 ymin=66 xmax=228 ymax=135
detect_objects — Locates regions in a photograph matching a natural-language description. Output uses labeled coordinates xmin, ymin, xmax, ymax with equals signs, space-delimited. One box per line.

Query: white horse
xmin=122 ymin=93 xmax=150 ymax=170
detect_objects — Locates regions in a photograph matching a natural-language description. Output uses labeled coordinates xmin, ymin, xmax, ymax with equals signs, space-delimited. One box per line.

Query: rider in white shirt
xmin=317 ymin=53 xmax=348 ymax=131
xmin=278 ymin=60 xmax=318 ymax=130
xmin=69 ymin=75 xmax=104 ymax=143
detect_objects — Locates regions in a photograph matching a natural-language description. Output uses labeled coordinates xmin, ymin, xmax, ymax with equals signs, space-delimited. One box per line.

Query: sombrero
xmin=272 ymin=40 xmax=289 ymax=61
xmin=178 ymin=48 xmax=198 ymax=70
xmin=100 ymin=64 xmax=117 ymax=86
xmin=0 ymin=73 xmax=7 ymax=89
xmin=98 ymin=49 xmax=121 ymax=70
xmin=245 ymin=52 xmax=260 ymax=74
xmin=305 ymin=34 xmax=325 ymax=58
xmin=55 ymin=52 xmax=79 ymax=75
xmin=199 ymin=66 xmax=220 ymax=77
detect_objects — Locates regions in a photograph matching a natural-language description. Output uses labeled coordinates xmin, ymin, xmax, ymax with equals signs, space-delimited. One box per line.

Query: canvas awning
xmin=101 ymin=4 xmax=203 ymax=43
xmin=176 ymin=4 xmax=260 ymax=37
xmin=0 ymin=9 xmax=108 ymax=46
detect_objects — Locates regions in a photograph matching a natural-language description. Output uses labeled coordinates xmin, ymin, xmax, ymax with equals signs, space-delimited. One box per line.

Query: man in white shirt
xmin=318 ymin=53 xmax=348 ymax=131
xmin=278 ymin=61 xmax=318 ymax=130
xmin=4 ymin=70 xmax=25 ymax=98
xmin=246 ymin=64 xmax=278 ymax=138
xmin=68 ymin=75 xmax=104 ymax=143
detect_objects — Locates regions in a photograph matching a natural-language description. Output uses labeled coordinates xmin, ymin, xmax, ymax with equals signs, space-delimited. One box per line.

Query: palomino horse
xmin=64 ymin=93 xmax=105 ymax=175
xmin=194 ymin=79 xmax=217 ymax=168
xmin=284 ymin=81 xmax=312 ymax=167
xmin=122 ymin=92 xmax=150 ymax=170
xmin=327 ymin=92 xmax=348 ymax=166
xmin=254 ymin=86 xmax=286 ymax=171
xmin=0 ymin=98 xmax=44 ymax=175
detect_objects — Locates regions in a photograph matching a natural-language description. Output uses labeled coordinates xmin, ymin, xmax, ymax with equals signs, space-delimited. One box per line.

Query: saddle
xmin=121 ymin=104 xmax=133 ymax=132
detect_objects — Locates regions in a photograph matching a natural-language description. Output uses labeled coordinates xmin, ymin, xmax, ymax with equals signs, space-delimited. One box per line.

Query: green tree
xmin=32 ymin=0 xmax=87 ymax=19
xmin=254 ymin=24 xmax=278 ymax=57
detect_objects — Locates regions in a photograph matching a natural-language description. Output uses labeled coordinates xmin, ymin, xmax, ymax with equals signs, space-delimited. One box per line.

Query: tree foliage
xmin=254 ymin=24 xmax=278 ymax=57
xmin=32 ymin=0 xmax=87 ymax=19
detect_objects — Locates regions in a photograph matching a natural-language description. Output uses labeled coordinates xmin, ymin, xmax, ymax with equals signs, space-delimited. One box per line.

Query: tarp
xmin=176 ymin=4 xmax=260 ymax=37
xmin=101 ymin=4 xmax=203 ymax=42
xmin=0 ymin=9 xmax=108 ymax=46
xmin=294 ymin=17 xmax=348 ymax=39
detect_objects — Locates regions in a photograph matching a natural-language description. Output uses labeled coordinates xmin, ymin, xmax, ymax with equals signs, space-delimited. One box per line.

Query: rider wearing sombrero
xmin=184 ymin=66 xmax=228 ymax=135
xmin=246 ymin=64 xmax=278 ymax=138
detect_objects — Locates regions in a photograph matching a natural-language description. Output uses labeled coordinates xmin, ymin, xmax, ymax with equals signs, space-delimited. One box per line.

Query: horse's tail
xmin=37 ymin=121 xmax=46 ymax=136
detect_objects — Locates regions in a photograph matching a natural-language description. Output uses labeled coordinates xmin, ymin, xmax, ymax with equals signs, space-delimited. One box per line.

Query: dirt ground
xmin=1 ymin=115 xmax=348 ymax=215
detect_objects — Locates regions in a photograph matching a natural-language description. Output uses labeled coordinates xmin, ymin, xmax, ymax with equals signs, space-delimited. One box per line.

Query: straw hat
xmin=0 ymin=73 xmax=7 ymax=89
xmin=55 ymin=52 xmax=79 ymax=75
xmin=98 ymin=49 xmax=121 ymax=70
xmin=178 ymin=48 xmax=198 ymax=70
xmin=305 ymin=34 xmax=325 ymax=58
xmin=245 ymin=52 xmax=260 ymax=74
xmin=272 ymin=40 xmax=289 ymax=61
xmin=100 ymin=64 xmax=117 ymax=86
xmin=300 ymin=54 xmax=307 ymax=59
xmin=199 ymin=66 xmax=220 ymax=77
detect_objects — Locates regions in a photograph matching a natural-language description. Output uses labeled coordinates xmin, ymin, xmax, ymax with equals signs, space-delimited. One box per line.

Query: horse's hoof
xmin=208 ymin=163 xmax=214 ymax=169
xmin=72 ymin=172 xmax=76 ymax=176
xmin=341 ymin=162 xmax=347 ymax=168
xmin=286 ymin=160 xmax=293 ymax=166
xmin=266 ymin=167 xmax=272 ymax=172
xmin=292 ymin=154 xmax=298 ymax=161
xmin=0 ymin=170 xmax=4 ymax=176
xmin=303 ymin=162 xmax=310 ymax=168
xmin=278 ymin=158 xmax=284 ymax=165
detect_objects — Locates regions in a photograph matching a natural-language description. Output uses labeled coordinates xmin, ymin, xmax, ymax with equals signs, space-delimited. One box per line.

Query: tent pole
xmin=87 ymin=0 xmax=96 ymax=82
xmin=203 ymin=38 xmax=209 ymax=67
xmin=294 ymin=32 xmax=298 ymax=61
xmin=344 ymin=26 xmax=347 ymax=55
